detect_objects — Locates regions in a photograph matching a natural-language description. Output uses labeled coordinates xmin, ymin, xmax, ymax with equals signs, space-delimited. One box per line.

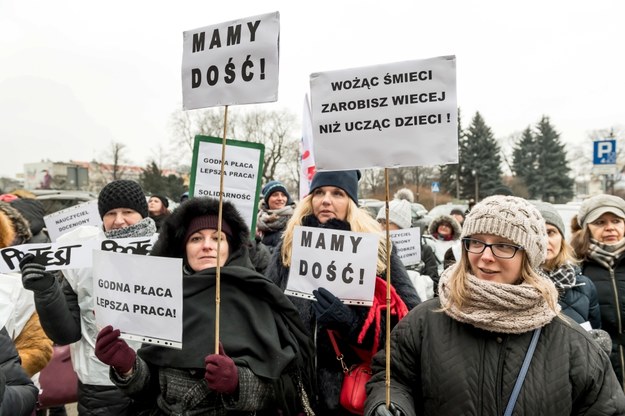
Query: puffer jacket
xmin=559 ymin=273 xmax=601 ymax=329
xmin=365 ymin=298 xmax=625 ymax=416
xmin=267 ymin=220 xmax=420 ymax=415
xmin=582 ymin=256 xmax=625 ymax=388
xmin=0 ymin=327 xmax=38 ymax=415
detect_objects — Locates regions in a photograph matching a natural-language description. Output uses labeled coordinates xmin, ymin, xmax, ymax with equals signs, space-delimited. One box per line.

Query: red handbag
xmin=328 ymin=330 xmax=371 ymax=415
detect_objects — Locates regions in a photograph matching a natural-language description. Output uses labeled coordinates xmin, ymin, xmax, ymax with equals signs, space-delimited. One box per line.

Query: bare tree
xmin=169 ymin=106 xmax=299 ymax=185
xmin=109 ymin=141 xmax=128 ymax=180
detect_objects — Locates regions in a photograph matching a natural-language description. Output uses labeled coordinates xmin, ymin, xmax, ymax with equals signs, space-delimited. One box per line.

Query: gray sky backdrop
xmin=1 ymin=0 xmax=623 ymax=178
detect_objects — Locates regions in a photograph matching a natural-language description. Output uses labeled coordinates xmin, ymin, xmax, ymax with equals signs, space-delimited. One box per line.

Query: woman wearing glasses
xmin=366 ymin=195 xmax=625 ymax=416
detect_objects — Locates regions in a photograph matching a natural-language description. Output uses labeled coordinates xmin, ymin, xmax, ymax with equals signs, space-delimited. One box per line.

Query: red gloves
xmin=204 ymin=343 xmax=238 ymax=395
xmin=95 ymin=325 xmax=136 ymax=374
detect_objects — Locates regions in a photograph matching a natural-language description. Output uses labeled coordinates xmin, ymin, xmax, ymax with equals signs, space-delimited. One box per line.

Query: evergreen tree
xmin=534 ymin=116 xmax=574 ymax=202
xmin=458 ymin=112 xmax=503 ymax=200
xmin=511 ymin=127 xmax=541 ymax=196
xmin=139 ymin=161 xmax=185 ymax=201
xmin=511 ymin=116 xmax=573 ymax=202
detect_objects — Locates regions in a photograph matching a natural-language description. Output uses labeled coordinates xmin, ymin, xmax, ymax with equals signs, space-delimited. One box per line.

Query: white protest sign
xmin=0 ymin=240 xmax=99 ymax=273
xmin=390 ymin=228 xmax=421 ymax=267
xmin=310 ymin=55 xmax=458 ymax=170
xmin=0 ymin=273 xmax=34 ymax=337
xmin=286 ymin=226 xmax=379 ymax=306
xmin=182 ymin=11 xmax=280 ymax=110
xmin=44 ymin=200 xmax=102 ymax=242
xmin=100 ymin=234 xmax=159 ymax=255
xmin=93 ymin=251 xmax=183 ymax=349
xmin=190 ymin=136 xmax=264 ymax=234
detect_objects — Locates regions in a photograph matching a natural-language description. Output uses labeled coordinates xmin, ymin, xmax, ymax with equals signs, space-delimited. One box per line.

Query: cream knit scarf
xmin=438 ymin=268 xmax=559 ymax=334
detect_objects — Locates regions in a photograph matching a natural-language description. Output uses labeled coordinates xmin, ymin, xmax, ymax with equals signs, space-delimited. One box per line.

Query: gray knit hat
xmin=461 ymin=195 xmax=547 ymax=268
xmin=532 ymin=201 xmax=565 ymax=237
xmin=578 ymin=194 xmax=625 ymax=228
xmin=376 ymin=199 xmax=412 ymax=229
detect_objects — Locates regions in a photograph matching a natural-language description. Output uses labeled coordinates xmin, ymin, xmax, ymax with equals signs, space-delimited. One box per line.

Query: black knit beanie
xmin=262 ymin=181 xmax=292 ymax=206
xmin=98 ymin=180 xmax=149 ymax=219
xmin=151 ymin=194 xmax=169 ymax=208
xmin=309 ymin=170 xmax=361 ymax=203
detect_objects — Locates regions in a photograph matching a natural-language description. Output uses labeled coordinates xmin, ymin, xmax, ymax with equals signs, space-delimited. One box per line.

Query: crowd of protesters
xmin=0 ymin=175 xmax=625 ymax=415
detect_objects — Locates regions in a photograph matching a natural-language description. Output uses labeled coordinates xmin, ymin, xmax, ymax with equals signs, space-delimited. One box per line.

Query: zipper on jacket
xmin=478 ymin=337 xmax=486 ymax=416
xmin=495 ymin=336 xmax=507 ymax=415
xmin=609 ymin=268 xmax=625 ymax=390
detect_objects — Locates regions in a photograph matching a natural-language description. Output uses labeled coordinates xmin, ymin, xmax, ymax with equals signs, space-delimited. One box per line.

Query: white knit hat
xmin=461 ymin=195 xmax=547 ymax=268
xmin=376 ymin=199 xmax=412 ymax=230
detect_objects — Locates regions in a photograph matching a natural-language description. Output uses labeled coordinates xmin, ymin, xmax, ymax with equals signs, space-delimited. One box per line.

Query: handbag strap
xmin=503 ymin=327 xmax=542 ymax=416
xmin=327 ymin=330 xmax=349 ymax=373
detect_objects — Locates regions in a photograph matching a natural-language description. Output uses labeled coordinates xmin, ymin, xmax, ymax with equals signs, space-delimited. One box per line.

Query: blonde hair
xmin=542 ymin=227 xmax=580 ymax=271
xmin=443 ymin=248 xmax=560 ymax=312
xmin=280 ymin=194 xmax=390 ymax=274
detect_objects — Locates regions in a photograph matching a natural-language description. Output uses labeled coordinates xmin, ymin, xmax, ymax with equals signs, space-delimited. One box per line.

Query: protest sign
xmin=310 ymin=55 xmax=458 ymax=170
xmin=390 ymin=228 xmax=421 ymax=267
xmin=189 ymin=135 xmax=264 ymax=234
xmin=44 ymin=200 xmax=102 ymax=242
xmin=182 ymin=11 xmax=280 ymax=110
xmin=93 ymin=251 xmax=183 ymax=349
xmin=101 ymin=234 xmax=159 ymax=255
xmin=0 ymin=240 xmax=99 ymax=273
xmin=286 ymin=226 xmax=379 ymax=306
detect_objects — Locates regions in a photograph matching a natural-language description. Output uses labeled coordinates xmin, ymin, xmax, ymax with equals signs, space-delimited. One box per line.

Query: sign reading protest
xmin=44 ymin=200 xmax=102 ymax=242
xmin=182 ymin=11 xmax=280 ymax=110
xmin=0 ymin=240 xmax=99 ymax=273
xmin=286 ymin=226 xmax=379 ymax=306
xmin=310 ymin=55 xmax=457 ymax=170
xmin=190 ymin=136 xmax=264 ymax=234
xmin=390 ymin=228 xmax=421 ymax=267
xmin=0 ymin=235 xmax=159 ymax=274
xmin=93 ymin=251 xmax=183 ymax=349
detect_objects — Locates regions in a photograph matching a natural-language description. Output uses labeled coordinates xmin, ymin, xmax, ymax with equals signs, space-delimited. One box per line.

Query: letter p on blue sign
xmin=593 ymin=140 xmax=616 ymax=165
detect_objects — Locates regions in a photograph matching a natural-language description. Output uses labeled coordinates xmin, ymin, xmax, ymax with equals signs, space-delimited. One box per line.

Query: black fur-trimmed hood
xmin=151 ymin=197 xmax=249 ymax=261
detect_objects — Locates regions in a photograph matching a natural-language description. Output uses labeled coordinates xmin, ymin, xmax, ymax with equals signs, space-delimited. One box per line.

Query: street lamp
xmin=471 ymin=169 xmax=479 ymax=202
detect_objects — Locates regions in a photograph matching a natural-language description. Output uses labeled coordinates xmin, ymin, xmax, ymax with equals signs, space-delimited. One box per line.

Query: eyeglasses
xmin=462 ymin=238 xmax=524 ymax=259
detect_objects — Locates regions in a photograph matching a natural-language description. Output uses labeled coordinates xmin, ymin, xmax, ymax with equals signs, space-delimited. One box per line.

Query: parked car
xmin=30 ymin=190 xmax=98 ymax=215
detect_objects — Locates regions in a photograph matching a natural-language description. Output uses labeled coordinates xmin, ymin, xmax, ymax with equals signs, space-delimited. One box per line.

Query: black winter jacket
xmin=365 ymin=299 xmax=625 ymax=416
xmin=0 ymin=327 xmax=37 ymax=416
xmin=559 ymin=273 xmax=601 ymax=328
xmin=267 ymin=230 xmax=420 ymax=415
xmin=582 ymin=256 xmax=625 ymax=388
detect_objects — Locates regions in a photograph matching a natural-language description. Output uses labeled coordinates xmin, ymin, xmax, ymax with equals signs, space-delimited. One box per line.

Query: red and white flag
xmin=300 ymin=94 xmax=316 ymax=199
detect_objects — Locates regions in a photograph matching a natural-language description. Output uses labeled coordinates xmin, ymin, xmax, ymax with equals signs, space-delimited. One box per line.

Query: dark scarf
xmin=138 ymin=252 xmax=314 ymax=381
xmin=588 ymin=238 xmax=625 ymax=269
xmin=544 ymin=263 xmax=577 ymax=295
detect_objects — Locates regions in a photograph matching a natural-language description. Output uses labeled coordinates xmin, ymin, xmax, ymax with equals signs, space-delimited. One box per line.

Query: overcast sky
xmin=1 ymin=0 xmax=623 ymax=178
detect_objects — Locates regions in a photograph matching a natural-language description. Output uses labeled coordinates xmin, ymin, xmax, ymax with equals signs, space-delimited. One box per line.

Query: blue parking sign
xmin=593 ymin=140 xmax=616 ymax=165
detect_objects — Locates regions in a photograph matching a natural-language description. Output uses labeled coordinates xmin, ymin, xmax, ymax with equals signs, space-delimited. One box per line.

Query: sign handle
xmin=215 ymin=105 xmax=229 ymax=354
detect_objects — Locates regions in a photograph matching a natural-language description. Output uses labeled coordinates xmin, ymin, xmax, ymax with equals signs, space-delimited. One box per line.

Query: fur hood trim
xmin=0 ymin=202 xmax=31 ymax=245
xmin=151 ymin=197 xmax=249 ymax=260
xmin=428 ymin=214 xmax=462 ymax=239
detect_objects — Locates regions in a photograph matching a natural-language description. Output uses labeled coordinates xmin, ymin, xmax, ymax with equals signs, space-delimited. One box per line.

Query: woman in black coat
xmin=95 ymin=198 xmax=316 ymax=415
xmin=267 ymin=170 xmax=419 ymax=415
xmin=0 ymin=327 xmax=38 ymax=415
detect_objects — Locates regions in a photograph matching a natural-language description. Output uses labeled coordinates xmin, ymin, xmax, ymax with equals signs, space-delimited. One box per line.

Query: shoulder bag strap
xmin=503 ymin=327 xmax=542 ymax=416
xmin=327 ymin=330 xmax=349 ymax=373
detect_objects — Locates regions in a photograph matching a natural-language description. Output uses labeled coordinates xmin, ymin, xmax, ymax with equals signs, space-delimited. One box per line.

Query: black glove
xmin=312 ymin=287 xmax=355 ymax=328
xmin=374 ymin=403 xmax=403 ymax=416
xmin=19 ymin=253 xmax=55 ymax=292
